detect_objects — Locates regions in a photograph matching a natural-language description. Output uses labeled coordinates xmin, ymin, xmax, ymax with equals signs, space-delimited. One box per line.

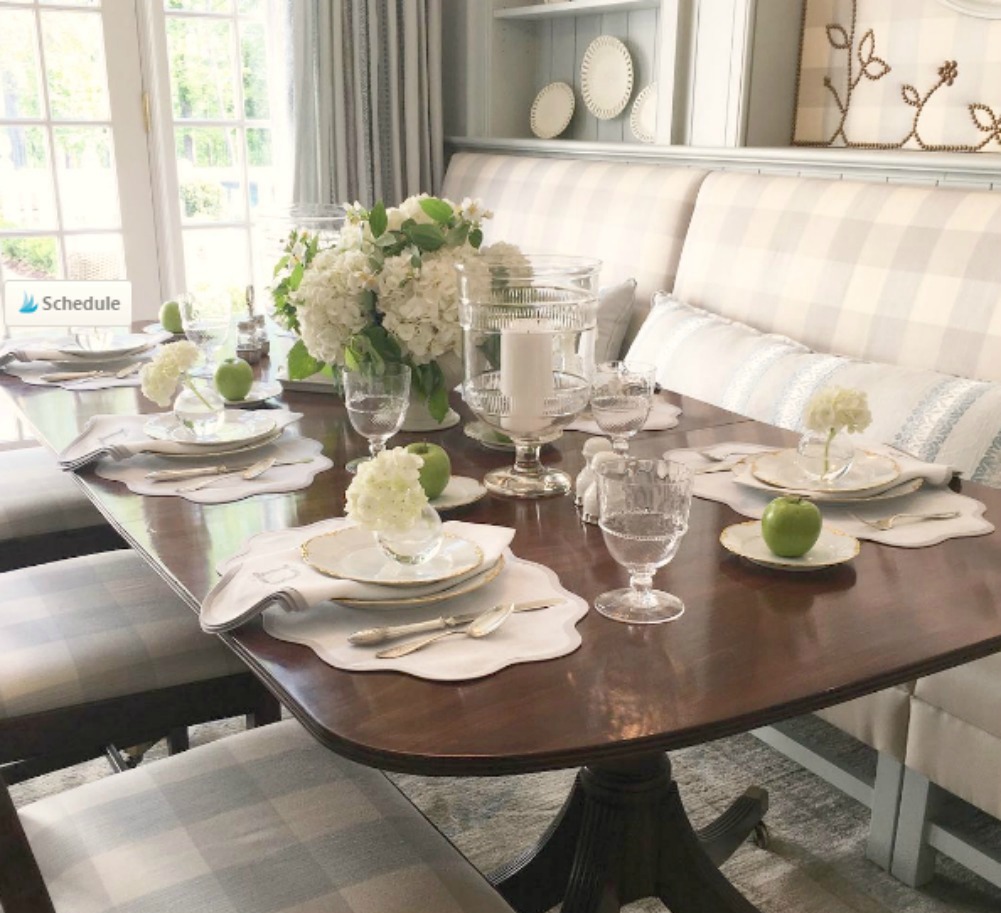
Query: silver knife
xmin=347 ymin=598 xmax=559 ymax=646
xmin=145 ymin=458 xmax=307 ymax=481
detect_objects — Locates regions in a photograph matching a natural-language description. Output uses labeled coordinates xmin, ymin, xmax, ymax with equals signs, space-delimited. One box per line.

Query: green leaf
xmin=272 ymin=255 xmax=289 ymax=278
xmin=469 ymin=227 xmax=483 ymax=249
xmin=419 ymin=197 xmax=454 ymax=223
xmin=369 ymin=201 xmax=388 ymax=238
xmin=403 ymin=223 xmax=446 ymax=252
xmin=287 ymin=339 xmax=325 ymax=380
xmin=427 ymin=385 xmax=449 ymax=422
xmin=411 ymin=252 xmax=422 ymax=269
xmin=288 ymin=262 xmax=304 ymax=292
xmin=446 ymin=222 xmax=470 ymax=247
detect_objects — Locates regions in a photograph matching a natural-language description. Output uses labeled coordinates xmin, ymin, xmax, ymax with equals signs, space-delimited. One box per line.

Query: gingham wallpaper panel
xmin=629 ymin=295 xmax=1001 ymax=485
xmin=21 ymin=719 xmax=516 ymax=913
xmin=442 ymin=152 xmax=709 ymax=313
xmin=795 ymin=0 xmax=1001 ymax=151
xmin=0 ymin=551 xmax=246 ymax=720
xmin=0 ymin=446 xmax=103 ymax=540
xmin=673 ymin=170 xmax=1001 ymax=384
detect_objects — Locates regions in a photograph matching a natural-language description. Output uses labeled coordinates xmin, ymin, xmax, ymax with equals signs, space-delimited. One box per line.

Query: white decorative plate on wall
xmin=630 ymin=83 xmax=657 ymax=143
xmin=581 ymin=35 xmax=633 ymax=120
xmin=530 ymin=81 xmax=575 ymax=139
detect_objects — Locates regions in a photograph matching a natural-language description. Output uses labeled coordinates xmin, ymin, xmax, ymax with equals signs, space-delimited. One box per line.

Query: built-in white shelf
xmin=494 ymin=0 xmax=660 ymax=21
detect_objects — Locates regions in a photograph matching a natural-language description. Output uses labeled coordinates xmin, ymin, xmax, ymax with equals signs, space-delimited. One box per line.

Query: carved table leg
xmin=491 ymin=752 xmax=766 ymax=913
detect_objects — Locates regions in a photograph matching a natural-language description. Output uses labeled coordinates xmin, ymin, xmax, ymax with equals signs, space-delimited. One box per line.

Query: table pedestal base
xmin=491 ymin=752 xmax=767 ymax=913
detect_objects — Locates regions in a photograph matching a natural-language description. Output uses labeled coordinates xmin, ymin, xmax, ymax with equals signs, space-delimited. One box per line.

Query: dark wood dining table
xmin=3 ymin=352 xmax=1001 ymax=913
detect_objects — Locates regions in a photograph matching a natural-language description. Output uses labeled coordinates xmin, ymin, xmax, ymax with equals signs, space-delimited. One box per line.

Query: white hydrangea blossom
xmin=139 ymin=340 xmax=201 ymax=407
xmin=345 ymin=447 xmax=429 ymax=532
xmin=804 ymin=387 xmax=872 ymax=435
xmin=458 ymin=197 xmax=492 ymax=223
xmin=293 ymin=246 xmax=376 ymax=366
xmin=378 ymin=247 xmax=476 ymax=364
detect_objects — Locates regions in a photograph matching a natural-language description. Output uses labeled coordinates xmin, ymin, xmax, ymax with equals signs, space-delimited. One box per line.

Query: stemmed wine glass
xmin=590 ymin=361 xmax=657 ymax=456
xmin=179 ymin=287 xmax=234 ymax=377
xmin=594 ymin=458 xmax=694 ymax=625
xmin=343 ymin=363 xmax=411 ymax=473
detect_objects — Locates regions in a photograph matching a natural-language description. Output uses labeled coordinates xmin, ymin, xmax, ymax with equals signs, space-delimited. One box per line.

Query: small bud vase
xmin=376 ymin=504 xmax=444 ymax=565
xmin=796 ymin=429 xmax=855 ymax=483
xmin=173 ymin=379 xmax=225 ymax=440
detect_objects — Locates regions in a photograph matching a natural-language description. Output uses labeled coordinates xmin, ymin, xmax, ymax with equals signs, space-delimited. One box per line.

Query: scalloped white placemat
xmin=262 ymin=550 xmax=588 ymax=682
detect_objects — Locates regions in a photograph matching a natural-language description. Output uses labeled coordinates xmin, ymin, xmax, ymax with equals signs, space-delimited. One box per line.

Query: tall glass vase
xmin=457 ymin=255 xmax=600 ymax=498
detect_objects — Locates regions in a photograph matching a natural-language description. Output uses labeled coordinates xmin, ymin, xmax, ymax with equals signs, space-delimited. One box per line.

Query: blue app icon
xmin=19 ymin=293 xmax=38 ymax=314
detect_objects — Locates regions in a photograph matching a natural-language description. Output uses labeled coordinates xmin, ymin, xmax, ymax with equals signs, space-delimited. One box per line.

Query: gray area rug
xmin=11 ymin=715 xmax=1001 ymax=913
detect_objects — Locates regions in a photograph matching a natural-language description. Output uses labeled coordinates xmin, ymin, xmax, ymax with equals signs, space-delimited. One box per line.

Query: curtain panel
xmin=292 ymin=0 xmax=443 ymax=205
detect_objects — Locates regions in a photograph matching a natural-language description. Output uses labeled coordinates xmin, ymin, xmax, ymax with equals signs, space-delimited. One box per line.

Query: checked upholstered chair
xmin=0 ymin=719 xmax=517 ymax=913
xmin=0 ymin=445 xmax=123 ymax=571
xmin=0 ymin=549 xmax=280 ymax=783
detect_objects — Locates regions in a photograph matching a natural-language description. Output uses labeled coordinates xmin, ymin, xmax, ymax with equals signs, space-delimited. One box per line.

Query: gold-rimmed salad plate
xmin=144 ymin=410 xmax=276 ymax=446
xmin=335 ymin=555 xmax=506 ymax=609
xmin=750 ymin=449 xmax=900 ymax=495
xmin=720 ymin=521 xmax=859 ymax=572
xmin=301 ymin=527 xmax=484 ymax=587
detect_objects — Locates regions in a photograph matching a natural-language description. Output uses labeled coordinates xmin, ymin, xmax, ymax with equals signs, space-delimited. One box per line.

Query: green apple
xmin=214 ymin=357 xmax=254 ymax=402
xmin=406 ymin=442 xmax=451 ymax=499
xmin=760 ymin=496 xmax=823 ymax=558
xmin=159 ymin=299 xmax=184 ymax=334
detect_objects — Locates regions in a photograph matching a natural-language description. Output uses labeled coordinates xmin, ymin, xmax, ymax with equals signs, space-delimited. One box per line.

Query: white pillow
xmin=595 ymin=279 xmax=637 ymax=363
xmin=628 ymin=293 xmax=1001 ymax=485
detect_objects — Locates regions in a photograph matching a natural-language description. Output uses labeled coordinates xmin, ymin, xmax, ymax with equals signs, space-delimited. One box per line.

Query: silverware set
xmin=145 ymin=457 xmax=312 ymax=490
xmin=40 ymin=363 xmax=143 ymax=384
xmin=346 ymin=599 xmax=560 ymax=658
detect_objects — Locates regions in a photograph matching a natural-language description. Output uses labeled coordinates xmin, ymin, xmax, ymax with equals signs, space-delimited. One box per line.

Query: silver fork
xmin=848 ymin=510 xmax=960 ymax=531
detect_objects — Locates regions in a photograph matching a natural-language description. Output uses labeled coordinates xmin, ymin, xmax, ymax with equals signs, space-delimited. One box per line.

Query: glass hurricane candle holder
xmin=457 ymin=255 xmax=600 ymax=498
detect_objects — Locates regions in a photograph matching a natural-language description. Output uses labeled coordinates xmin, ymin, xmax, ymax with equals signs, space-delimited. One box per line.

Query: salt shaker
xmin=581 ymin=451 xmax=621 ymax=525
xmin=575 ymin=437 xmax=614 ymax=506
xmin=236 ymin=318 xmax=263 ymax=364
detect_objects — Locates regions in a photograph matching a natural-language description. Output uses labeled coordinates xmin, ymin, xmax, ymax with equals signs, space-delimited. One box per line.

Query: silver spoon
xmin=375 ymin=603 xmax=514 ymax=659
xmin=176 ymin=456 xmax=278 ymax=491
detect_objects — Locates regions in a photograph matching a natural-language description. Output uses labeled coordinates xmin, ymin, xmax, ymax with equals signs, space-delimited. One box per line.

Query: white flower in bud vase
xmin=804 ymin=387 xmax=872 ymax=436
xmin=139 ymin=340 xmax=202 ymax=407
xmin=345 ymin=447 xmax=429 ymax=534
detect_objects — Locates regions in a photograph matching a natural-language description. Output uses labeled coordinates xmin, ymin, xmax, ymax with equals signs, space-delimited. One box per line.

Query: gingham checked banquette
xmin=0 ymin=550 xmax=247 ymax=723
xmin=441 ymin=151 xmax=709 ymax=341
xmin=0 ymin=445 xmax=104 ymax=540
xmin=16 ymin=718 xmax=516 ymax=913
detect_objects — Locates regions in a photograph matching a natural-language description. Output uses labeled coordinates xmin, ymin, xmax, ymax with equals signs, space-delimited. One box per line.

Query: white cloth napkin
xmin=263 ymin=551 xmax=588 ymax=681
xmin=201 ymin=519 xmax=517 ymax=633
xmin=667 ymin=441 xmax=993 ymax=548
xmin=94 ymin=435 xmax=331 ymax=504
xmin=59 ymin=411 xmax=302 ymax=468
xmin=567 ymin=398 xmax=681 ymax=435
xmin=4 ymin=360 xmax=145 ymax=390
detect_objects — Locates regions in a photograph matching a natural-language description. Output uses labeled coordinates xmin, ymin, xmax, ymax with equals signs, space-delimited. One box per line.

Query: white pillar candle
xmin=500 ymin=319 xmax=554 ymax=435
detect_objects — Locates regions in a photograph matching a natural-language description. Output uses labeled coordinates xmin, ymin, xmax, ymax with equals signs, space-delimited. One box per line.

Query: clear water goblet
xmin=590 ymin=361 xmax=656 ymax=456
xmin=179 ymin=287 xmax=234 ymax=377
xmin=594 ymin=458 xmax=694 ymax=625
xmin=343 ymin=363 xmax=411 ymax=473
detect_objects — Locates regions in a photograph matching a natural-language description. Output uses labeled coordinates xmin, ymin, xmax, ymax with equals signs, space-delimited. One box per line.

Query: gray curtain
xmin=291 ymin=0 xmax=443 ymax=206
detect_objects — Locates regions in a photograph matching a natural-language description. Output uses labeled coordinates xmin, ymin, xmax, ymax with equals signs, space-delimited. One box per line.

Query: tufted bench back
xmin=674 ymin=171 xmax=1001 ymax=384
xmin=442 ymin=152 xmax=709 ymax=339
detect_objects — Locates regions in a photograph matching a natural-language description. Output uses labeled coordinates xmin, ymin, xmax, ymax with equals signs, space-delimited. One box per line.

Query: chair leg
xmin=891 ymin=767 xmax=942 ymax=886
xmin=166 ymin=728 xmax=190 ymax=755
xmin=866 ymin=752 xmax=905 ymax=870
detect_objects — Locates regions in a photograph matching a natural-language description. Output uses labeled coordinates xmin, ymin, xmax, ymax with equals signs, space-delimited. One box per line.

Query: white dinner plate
xmin=152 ymin=428 xmax=285 ymax=460
xmin=220 ymin=380 xmax=283 ymax=408
xmin=144 ymin=410 xmax=277 ymax=446
xmin=750 ymin=448 xmax=900 ymax=494
xmin=630 ymin=83 xmax=657 ymax=143
xmin=301 ymin=528 xmax=484 ymax=587
xmin=530 ymin=81 xmax=575 ymax=139
xmin=732 ymin=462 xmax=924 ymax=503
xmin=332 ymin=556 xmax=506 ymax=610
xmin=581 ymin=35 xmax=634 ymax=120
xmin=57 ymin=334 xmax=152 ymax=358
xmin=431 ymin=475 xmax=487 ymax=511
xmin=720 ymin=521 xmax=859 ymax=572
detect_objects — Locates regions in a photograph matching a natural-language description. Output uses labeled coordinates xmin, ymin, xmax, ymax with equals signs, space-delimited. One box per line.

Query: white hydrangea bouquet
xmin=802 ymin=386 xmax=873 ymax=478
xmin=345 ymin=447 xmax=428 ymax=533
xmin=139 ymin=340 xmax=205 ymax=407
xmin=272 ymin=193 xmax=523 ymax=423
